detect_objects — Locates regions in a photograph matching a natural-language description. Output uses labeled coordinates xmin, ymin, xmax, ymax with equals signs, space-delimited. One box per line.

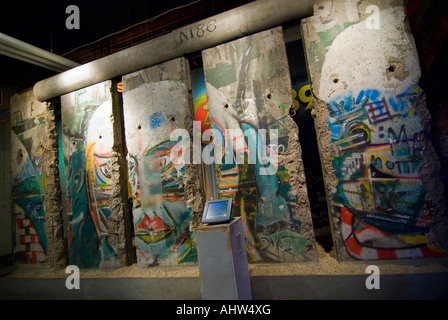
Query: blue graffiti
xmin=149 ymin=111 xmax=168 ymax=129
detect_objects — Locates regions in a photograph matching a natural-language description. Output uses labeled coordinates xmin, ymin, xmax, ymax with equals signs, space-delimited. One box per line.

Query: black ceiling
xmin=0 ymin=0 xmax=254 ymax=91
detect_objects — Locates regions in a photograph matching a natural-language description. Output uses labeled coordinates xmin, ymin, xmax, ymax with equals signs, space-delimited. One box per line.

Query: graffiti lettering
xmin=366 ymin=98 xmax=391 ymax=125
xmin=291 ymin=84 xmax=312 ymax=114
xmin=172 ymin=19 xmax=216 ymax=49
xmin=260 ymin=235 xmax=298 ymax=253
xmin=299 ymin=85 xmax=312 ymax=111
xmin=328 ymin=86 xmax=444 ymax=259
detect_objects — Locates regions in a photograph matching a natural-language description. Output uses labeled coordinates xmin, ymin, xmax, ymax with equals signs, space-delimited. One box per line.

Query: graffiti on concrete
xmin=327 ymin=85 xmax=445 ymax=259
xmin=202 ymin=27 xmax=314 ymax=262
xmin=62 ymin=83 xmax=119 ymax=268
xmin=11 ymin=131 xmax=47 ymax=264
xmin=122 ymin=58 xmax=197 ymax=266
xmin=11 ymin=96 xmax=48 ymax=264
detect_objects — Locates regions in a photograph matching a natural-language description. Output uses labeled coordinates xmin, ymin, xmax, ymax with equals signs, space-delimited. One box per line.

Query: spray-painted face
xmin=132 ymin=140 xmax=194 ymax=266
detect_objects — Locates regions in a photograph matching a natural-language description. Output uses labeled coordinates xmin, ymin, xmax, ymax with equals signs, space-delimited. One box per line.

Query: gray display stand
xmin=195 ymin=217 xmax=252 ymax=300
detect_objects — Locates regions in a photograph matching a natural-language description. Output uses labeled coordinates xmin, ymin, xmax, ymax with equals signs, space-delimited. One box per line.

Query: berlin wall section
xmin=202 ymin=27 xmax=318 ymax=263
xmin=10 ymin=90 xmax=67 ymax=268
xmin=301 ymin=0 xmax=447 ymax=260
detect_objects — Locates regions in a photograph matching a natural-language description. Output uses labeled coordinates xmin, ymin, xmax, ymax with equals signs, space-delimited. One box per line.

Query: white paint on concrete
xmin=318 ymin=7 xmax=420 ymax=101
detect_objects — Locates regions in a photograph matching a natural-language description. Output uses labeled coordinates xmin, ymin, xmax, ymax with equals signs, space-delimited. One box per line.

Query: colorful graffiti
xmin=202 ymin=27 xmax=313 ymax=262
xmin=191 ymin=68 xmax=210 ymax=135
xmin=122 ymin=58 xmax=197 ymax=266
xmin=131 ymin=140 xmax=197 ymax=266
xmin=62 ymin=83 xmax=119 ymax=268
xmin=10 ymin=95 xmax=48 ymax=264
xmin=327 ymin=85 xmax=445 ymax=259
xmin=292 ymin=85 xmax=312 ymax=115
xmin=11 ymin=132 xmax=47 ymax=264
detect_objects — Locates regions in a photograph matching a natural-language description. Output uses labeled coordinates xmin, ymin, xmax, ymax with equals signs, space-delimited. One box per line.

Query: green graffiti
xmin=204 ymin=62 xmax=237 ymax=89
xmin=307 ymin=41 xmax=328 ymax=74
xmin=317 ymin=24 xmax=342 ymax=48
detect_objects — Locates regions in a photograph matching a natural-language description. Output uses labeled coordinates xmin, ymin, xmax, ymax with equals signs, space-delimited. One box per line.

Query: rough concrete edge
xmin=277 ymin=19 xmax=318 ymax=264
xmin=184 ymin=58 xmax=206 ymax=231
xmin=414 ymin=89 xmax=448 ymax=252
xmin=300 ymin=16 xmax=342 ymax=261
xmin=309 ymin=95 xmax=342 ymax=260
xmin=108 ymin=79 xmax=135 ymax=266
xmin=282 ymin=26 xmax=317 ymax=263
xmin=280 ymin=97 xmax=318 ymax=263
xmin=42 ymin=101 xmax=69 ymax=269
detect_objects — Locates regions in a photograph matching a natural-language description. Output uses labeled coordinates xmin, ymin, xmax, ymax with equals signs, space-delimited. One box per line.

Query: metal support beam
xmin=33 ymin=0 xmax=313 ymax=102
xmin=0 ymin=32 xmax=79 ymax=72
